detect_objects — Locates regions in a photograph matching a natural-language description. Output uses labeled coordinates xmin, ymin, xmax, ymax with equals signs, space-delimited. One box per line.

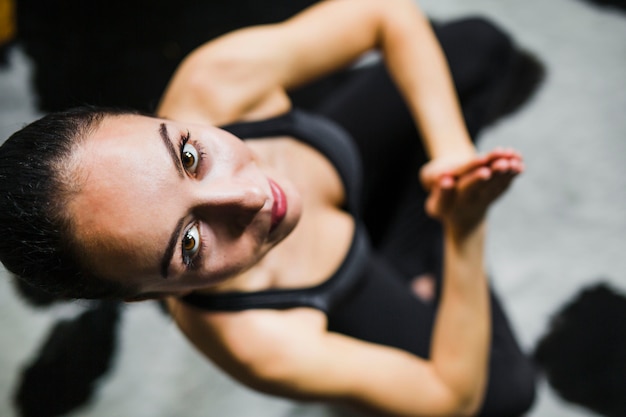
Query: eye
xmin=182 ymin=223 xmax=201 ymax=262
xmin=181 ymin=142 xmax=199 ymax=173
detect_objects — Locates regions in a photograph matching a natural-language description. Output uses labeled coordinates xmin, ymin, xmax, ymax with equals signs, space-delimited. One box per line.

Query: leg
xmin=479 ymin=293 xmax=537 ymax=416
xmin=328 ymin=253 xmax=536 ymax=417
xmin=317 ymin=18 xmax=539 ymax=414
xmin=434 ymin=17 xmax=545 ymax=134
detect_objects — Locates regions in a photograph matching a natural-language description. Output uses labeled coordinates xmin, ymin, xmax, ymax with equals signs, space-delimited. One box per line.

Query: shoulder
xmin=157 ymin=27 xmax=292 ymax=126
xmin=155 ymin=0 xmax=400 ymax=125
xmin=167 ymin=299 xmax=327 ymax=390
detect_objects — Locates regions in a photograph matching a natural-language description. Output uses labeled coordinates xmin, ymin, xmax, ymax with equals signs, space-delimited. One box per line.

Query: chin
xmin=279 ymin=197 xmax=302 ymax=242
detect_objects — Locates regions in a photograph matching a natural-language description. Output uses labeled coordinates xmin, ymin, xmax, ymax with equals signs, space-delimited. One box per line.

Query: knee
xmin=481 ymin=354 xmax=538 ymax=417
xmin=433 ymin=16 xmax=518 ymax=95
xmin=453 ymin=17 xmax=514 ymax=63
xmin=506 ymin=359 xmax=538 ymax=416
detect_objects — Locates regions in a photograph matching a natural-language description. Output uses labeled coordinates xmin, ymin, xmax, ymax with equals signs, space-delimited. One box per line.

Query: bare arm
xmin=169 ymin=305 xmax=480 ymax=417
xmin=160 ymin=1 xmax=524 ymax=414
xmin=169 ymin=152 xmax=523 ymax=417
xmin=158 ymin=0 xmax=473 ymax=162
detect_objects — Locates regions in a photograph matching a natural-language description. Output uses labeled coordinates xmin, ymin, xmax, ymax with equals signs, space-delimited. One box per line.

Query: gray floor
xmin=1 ymin=0 xmax=625 ymax=416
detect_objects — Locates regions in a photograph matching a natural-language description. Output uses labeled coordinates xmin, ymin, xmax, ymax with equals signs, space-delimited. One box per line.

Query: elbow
xmin=232 ymin=343 xmax=308 ymax=400
xmin=171 ymin=51 xmax=247 ymax=118
xmin=430 ymin=376 xmax=486 ymax=417
xmin=455 ymin=401 xmax=482 ymax=417
xmin=422 ymin=392 xmax=483 ymax=417
xmin=448 ymin=389 xmax=486 ymax=417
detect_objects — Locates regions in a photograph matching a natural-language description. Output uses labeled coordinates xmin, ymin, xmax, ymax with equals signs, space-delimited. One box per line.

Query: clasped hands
xmin=420 ymin=148 xmax=524 ymax=233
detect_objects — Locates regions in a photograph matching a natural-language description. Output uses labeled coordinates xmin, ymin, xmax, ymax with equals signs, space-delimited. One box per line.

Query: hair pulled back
xmin=0 ymin=106 xmax=138 ymax=300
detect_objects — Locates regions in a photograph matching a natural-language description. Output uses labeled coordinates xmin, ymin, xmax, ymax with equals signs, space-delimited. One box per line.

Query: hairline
xmin=50 ymin=111 xmax=142 ymax=299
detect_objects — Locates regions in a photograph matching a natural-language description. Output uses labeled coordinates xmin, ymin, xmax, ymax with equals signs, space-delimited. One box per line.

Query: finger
xmin=490 ymin=150 xmax=526 ymax=174
xmin=495 ymin=147 xmax=520 ymax=159
xmin=438 ymin=176 xmax=456 ymax=213
xmin=425 ymin=176 xmax=455 ymax=218
xmin=425 ymin=186 xmax=442 ymax=218
xmin=481 ymin=171 xmax=518 ymax=203
xmin=444 ymin=154 xmax=491 ymax=179
xmin=504 ymin=149 xmax=524 ymax=163
xmin=453 ymin=148 xmax=518 ymax=178
xmin=420 ymin=165 xmax=440 ymax=191
xmin=484 ymin=147 xmax=523 ymax=165
xmin=508 ymin=157 xmax=525 ymax=173
xmin=421 ymin=172 xmax=444 ymax=192
xmin=483 ymin=163 xmax=525 ymax=203
xmin=421 ymin=161 xmax=461 ymax=190
xmin=457 ymin=166 xmax=492 ymax=197
xmin=491 ymin=158 xmax=511 ymax=174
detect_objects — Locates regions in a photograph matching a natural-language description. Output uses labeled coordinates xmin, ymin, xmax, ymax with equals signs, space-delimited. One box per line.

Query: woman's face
xmin=69 ymin=114 xmax=301 ymax=297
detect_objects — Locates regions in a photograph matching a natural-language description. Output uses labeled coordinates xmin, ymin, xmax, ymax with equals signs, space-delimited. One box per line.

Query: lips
xmin=268 ymin=179 xmax=287 ymax=233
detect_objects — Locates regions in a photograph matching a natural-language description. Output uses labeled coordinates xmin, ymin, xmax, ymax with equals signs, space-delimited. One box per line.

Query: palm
xmin=423 ymin=148 xmax=524 ymax=230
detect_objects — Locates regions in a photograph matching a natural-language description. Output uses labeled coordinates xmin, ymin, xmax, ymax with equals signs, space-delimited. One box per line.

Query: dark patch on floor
xmin=14 ymin=301 xmax=122 ymax=417
xmin=580 ymin=0 xmax=626 ymax=12
xmin=534 ymin=282 xmax=626 ymax=417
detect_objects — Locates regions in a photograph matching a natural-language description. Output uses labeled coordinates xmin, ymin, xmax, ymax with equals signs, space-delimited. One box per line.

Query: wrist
xmin=425 ymin=128 xmax=475 ymax=160
xmin=430 ymin=141 xmax=476 ymax=161
xmin=444 ymin=218 xmax=486 ymax=244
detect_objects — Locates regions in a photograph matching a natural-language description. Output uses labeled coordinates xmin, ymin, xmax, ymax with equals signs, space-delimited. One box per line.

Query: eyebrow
xmin=158 ymin=123 xmax=185 ymax=278
xmin=160 ymin=217 xmax=186 ymax=279
xmin=159 ymin=123 xmax=184 ymax=178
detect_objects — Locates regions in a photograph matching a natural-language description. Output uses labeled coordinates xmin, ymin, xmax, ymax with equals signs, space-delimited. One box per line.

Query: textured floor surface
xmin=1 ymin=0 xmax=625 ymax=416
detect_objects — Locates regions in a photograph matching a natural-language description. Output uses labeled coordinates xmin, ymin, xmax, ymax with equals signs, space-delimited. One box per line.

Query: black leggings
xmin=292 ymin=18 xmax=536 ymax=417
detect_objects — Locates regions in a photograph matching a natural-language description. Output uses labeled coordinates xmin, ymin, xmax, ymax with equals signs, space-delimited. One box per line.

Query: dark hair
xmin=0 ymin=106 xmax=140 ymax=300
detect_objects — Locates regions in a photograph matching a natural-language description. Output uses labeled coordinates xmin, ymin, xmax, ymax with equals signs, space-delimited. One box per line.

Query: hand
xmin=419 ymin=151 xmax=478 ymax=192
xmin=424 ymin=148 xmax=524 ymax=233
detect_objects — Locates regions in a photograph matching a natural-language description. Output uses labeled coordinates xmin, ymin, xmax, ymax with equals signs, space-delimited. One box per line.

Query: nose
xmin=193 ymin=179 xmax=268 ymax=231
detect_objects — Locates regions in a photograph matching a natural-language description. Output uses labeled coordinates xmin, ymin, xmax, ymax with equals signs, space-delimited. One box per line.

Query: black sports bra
xmin=180 ymin=109 xmax=371 ymax=314
xmin=221 ymin=109 xmax=362 ymax=213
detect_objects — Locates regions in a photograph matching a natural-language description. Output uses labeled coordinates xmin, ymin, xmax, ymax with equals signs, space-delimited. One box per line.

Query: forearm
xmin=379 ymin=1 xmax=475 ymax=159
xmin=276 ymin=0 xmax=475 ymax=160
xmin=430 ymin=221 xmax=490 ymax=414
xmin=158 ymin=0 xmax=480 ymax=141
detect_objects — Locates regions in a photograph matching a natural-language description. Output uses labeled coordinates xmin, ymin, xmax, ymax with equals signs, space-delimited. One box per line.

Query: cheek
xmin=204 ymin=233 xmax=267 ymax=278
xmin=209 ymin=130 xmax=254 ymax=164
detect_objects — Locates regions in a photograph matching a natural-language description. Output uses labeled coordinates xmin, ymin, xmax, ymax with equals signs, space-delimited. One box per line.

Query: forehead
xmin=68 ymin=114 xmax=179 ymax=285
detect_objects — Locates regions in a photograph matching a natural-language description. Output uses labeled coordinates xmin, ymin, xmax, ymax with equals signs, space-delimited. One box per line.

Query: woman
xmin=0 ymin=0 xmax=538 ymax=415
